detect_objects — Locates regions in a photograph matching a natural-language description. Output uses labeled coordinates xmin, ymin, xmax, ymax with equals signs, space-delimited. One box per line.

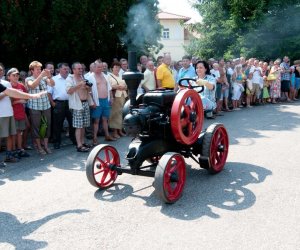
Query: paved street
xmin=1 ymin=102 xmax=300 ymax=250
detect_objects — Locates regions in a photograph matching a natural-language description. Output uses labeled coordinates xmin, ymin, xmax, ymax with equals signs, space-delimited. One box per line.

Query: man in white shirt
xmin=140 ymin=60 xmax=156 ymax=92
xmin=119 ymin=59 xmax=128 ymax=77
xmin=210 ymin=63 xmax=224 ymax=114
xmin=0 ymin=79 xmax=18 ymax=163
xmin=249 ymin=59 xmax=263 ymax=104
xmin=84 ymin=62 xmax=95 ymax=79
xmin=66 ymin=62 xmax=94 ymax=152
xmin=48 ymin=63 xmax=76 ymax=149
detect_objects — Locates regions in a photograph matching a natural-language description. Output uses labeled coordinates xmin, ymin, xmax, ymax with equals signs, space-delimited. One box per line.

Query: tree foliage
xmin=0 ymin=0 xmax=161 ymax=69
xmin=186 ymin=0 xmax=300 ymax=61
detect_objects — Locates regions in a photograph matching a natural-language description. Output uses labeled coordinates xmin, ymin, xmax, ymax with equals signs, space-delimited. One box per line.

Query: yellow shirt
xmin=156 ymin=63 xmax=175 ymax=89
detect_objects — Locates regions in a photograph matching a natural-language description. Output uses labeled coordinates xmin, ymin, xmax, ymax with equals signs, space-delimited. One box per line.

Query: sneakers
xmin=17 ymin=149 xmax=30 ymax=158
xmin=4 ymin=155 xmax=19 ymax=163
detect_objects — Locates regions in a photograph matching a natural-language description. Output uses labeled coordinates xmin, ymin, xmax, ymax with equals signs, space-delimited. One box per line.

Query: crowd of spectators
xmin=0 ymin=54 xmax=299 ymax=167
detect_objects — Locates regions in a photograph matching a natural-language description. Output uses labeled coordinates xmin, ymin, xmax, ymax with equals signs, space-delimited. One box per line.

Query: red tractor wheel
xmin=154 ymin=153 xmax=186 ymax=203
xmin=201 ymin=124 xmax=229 ymax=174
xmin=86 ymin=144 xmax=120 ymax=188
xmin=171 ymin=89 xmax=204 ymax=145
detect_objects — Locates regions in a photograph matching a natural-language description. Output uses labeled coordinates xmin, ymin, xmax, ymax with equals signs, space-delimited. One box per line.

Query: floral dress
xmin=269 ymin=67 xmax=281 ymax=98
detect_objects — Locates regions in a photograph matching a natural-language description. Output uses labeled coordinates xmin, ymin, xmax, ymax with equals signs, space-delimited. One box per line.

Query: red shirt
xmin=11 ymin=82 xmax=27 ymax=120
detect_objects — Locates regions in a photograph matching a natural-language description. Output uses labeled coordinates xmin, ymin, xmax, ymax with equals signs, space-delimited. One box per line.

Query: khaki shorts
xmin=252 ymin=83 xmax=261 ymax=96
xmin=15 ymin=119 xmax=26 ymax=131
xmin=0 ymin=116 xmax=16 ymax=137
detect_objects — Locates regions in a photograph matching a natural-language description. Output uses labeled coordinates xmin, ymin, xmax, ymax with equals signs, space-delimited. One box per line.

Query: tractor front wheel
xmin=154 ymin=153 xmax=186 ymax=203
xmin=86 ymin=144 xmax=120 ymax=188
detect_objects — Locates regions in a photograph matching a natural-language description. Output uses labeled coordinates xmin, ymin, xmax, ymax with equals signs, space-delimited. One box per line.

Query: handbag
xmin=267 ymin=73 xmax=276 ymax=81
xmin=109 ymin=73 xmax=119 ymax=97
xmin=39 ymin=115 xmax=48 ymax=138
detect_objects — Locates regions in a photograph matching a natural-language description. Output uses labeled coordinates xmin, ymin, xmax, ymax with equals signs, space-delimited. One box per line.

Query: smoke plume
xmin=121 ymin=1 xmax=161 ymax=53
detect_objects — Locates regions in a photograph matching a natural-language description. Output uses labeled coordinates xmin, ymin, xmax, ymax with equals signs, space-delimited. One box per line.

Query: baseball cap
xmin=7 ymin=68 xmax=20 ymax=76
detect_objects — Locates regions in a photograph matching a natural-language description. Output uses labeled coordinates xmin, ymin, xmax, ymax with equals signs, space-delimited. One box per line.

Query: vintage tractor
xmin=86 ymin=52 xmax=229 ymax=204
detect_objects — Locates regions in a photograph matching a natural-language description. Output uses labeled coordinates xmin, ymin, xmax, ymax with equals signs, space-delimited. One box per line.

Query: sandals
xmin=105 ymin=136 xmax=116 ymax=141
xmin=83 ymin=143 xmax=92 ymax=148
xmin=38 ymin=148 xmax=47 ymax=155
xmin=44 ymin=148 xmax=52 ymax=154
xmin=113 ymin=134 xmax=120 ymax=139
xmin=77 ymin=146 xmax=90 ymax=152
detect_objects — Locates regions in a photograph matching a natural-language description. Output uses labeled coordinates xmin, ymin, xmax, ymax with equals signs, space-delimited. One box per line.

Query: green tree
xmin=0 ymin=0 xmax=161 ymax=69
xmin=186 ymin=0 xmax=300 ymax=61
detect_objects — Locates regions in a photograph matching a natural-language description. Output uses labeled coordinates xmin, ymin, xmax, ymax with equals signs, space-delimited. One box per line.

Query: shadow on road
xmin=0 ymin=143 xmax=85 ymax=186
xmin=94 ymin=162 xmax=271 ymax=220
xmin=0 ymin=103 xmax=298 ymax=187
xmin=0 ymin=209 xmax=88 ymax=249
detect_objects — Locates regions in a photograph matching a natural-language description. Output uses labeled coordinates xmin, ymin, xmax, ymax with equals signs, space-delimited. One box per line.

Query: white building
xmin=156 ymin=11 xmax=194 ymax=61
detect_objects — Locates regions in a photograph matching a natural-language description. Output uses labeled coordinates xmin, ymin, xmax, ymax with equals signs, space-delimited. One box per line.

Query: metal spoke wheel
xmin=154 ymin=153 xmax=186 ymax=203
xmin=86 ymin=144 xmax=120 ymax=188
xmin=171 ymin=89 xmax=204 ymax=145
xmin=201 ymin=123 xmax=229 ymax=174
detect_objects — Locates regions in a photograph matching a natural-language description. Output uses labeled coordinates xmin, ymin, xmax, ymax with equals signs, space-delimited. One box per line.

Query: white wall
xmin=157 ymin=19 xmax=188 ymax=61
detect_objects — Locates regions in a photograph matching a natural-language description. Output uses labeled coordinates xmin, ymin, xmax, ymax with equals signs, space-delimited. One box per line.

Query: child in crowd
xmin=262 ymin=77 xmax=270 ymax=104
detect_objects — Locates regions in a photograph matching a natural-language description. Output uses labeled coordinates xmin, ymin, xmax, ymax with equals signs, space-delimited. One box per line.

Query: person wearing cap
xmin=7 ymin=68 xmax=30 ymax=158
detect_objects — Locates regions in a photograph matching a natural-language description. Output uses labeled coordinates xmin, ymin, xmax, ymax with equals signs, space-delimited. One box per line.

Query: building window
xmin=162 ymin=28 xmax=170 ymax=39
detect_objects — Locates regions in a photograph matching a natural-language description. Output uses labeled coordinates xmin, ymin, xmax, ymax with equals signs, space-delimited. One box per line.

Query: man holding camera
xmin=48 ymin=63 xmax=76 ymax=149
xmin=66 ymin=62 xmax=94 ymax=152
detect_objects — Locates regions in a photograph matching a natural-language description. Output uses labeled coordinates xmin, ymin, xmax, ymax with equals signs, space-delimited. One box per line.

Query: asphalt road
xmin=0 ymin=102 xmax=300 ymax=250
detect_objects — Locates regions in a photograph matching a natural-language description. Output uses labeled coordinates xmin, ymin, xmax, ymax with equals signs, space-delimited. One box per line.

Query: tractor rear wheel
xmin=201 ymin=123 xmax=229 ymax=174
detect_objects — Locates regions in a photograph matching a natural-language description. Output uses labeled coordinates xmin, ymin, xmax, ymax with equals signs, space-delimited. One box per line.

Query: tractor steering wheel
xmin=178 ymin=78 xmax=204 ymax=93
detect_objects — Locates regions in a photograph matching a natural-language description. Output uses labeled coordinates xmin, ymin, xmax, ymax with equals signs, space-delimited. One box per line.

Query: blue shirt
xmin=176 ymin=64 xmax=196 ymax=85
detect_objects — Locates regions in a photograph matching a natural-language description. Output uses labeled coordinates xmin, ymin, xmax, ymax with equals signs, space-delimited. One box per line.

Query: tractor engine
xmin=123 ymin=90 xmax=176 ymax=138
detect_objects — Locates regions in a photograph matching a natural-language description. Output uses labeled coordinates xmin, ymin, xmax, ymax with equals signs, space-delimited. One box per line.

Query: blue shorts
xmin=92 ymin=98 xmax=111 ymax=119
xmin=215 ymin=84 xmax=222 ymax=100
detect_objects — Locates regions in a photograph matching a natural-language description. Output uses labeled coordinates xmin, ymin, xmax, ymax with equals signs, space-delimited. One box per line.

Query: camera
xmin=84 ymin=79 xmax=93 ymax=87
